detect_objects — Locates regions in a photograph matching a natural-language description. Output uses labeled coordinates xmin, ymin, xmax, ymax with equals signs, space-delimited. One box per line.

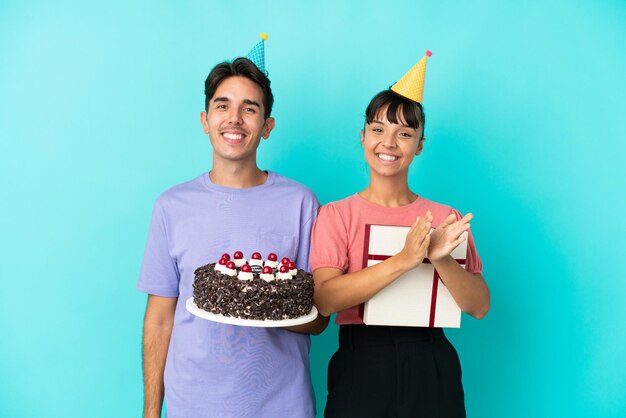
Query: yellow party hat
xmin=391 ymin=50 xmax=432 ymax=103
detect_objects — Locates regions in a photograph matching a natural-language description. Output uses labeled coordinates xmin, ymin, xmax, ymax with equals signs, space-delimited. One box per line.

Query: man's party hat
xmin=246 ymin=32 xmax=268 ymax=74
xmin=391 ymin=50 xmax=432 ymax=103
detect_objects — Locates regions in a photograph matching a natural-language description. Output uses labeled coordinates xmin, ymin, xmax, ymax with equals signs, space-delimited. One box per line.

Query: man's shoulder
xmin=269 ymin=172 xmax=318 ymax=200
xmin=153 ymin=173 xmax=206 ymax=206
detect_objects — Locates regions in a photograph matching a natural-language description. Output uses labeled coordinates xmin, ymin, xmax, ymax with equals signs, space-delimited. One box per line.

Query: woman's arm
xmin=429 ymin=212 xmax=490 ymax=319
xmin=313 ymin=212 xmax=432 ymax=316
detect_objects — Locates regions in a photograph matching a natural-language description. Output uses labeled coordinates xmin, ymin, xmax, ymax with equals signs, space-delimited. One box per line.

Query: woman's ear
xmin=360 ymin=129 xmax=365 ymax=144
xmin=415 ymin=137 xmax=426 ymax=155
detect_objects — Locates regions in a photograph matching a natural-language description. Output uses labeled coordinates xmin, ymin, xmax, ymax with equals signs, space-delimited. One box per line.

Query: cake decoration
xmin=238 ymin=263 xmax=254 ymax=281
xmin=276 ymin=264 xmax=292 ymax=280
xmin=250 ymin=252 xmax=263 ymax=267
xmin=265 ymin=253 xmax=278 ymax=268
xmin=216 ymin=257 xmax=228 ymax=273
xmin=192 ymin=251 xmax=314 ymax=320
xmin=288 ymin=261 xmax=297 ymax=276
xmin=233 ymin=250 xmax=246 ymax=267
xmin=224 ymin=261 xmax=237 ymax=277
xmin=260 ymin=265 xmax=275 ymax=281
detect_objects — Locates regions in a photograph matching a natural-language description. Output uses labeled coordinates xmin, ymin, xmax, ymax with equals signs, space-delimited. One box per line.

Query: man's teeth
xmin=223 ymin=133 xmax=244 ymax=140
xmin=378 ymin=153 xmax=398 ymax=161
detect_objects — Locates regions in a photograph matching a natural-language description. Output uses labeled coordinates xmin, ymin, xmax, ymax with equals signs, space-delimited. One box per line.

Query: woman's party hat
xmin=391 ymin=50 xmax=432 ymax=103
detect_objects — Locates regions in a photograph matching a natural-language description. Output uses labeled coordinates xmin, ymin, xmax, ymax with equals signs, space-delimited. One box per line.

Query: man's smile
xmin=221 ymin=131 xmax=247 ymax=143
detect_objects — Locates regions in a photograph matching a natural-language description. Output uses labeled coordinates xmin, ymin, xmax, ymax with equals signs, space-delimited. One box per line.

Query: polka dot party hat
xmin=246 ymin=32 xmax=268 ymax=74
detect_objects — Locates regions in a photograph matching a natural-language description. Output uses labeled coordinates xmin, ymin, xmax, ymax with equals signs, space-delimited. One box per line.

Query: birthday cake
xmin=192 ymin=251 xmax=314 ymax=321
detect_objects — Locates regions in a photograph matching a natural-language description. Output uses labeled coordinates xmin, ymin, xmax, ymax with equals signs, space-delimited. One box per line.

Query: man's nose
xmin=227 ymin=108 xmax=243 ymax=125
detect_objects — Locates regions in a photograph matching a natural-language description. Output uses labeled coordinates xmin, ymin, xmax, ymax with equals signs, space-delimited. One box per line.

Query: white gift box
xmin=360 ymin=224 xmax=468 ymax=328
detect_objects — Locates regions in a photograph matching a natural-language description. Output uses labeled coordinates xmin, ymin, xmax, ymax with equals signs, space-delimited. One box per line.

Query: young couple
xmin=138 ymin=39 xmax=490 ymax=418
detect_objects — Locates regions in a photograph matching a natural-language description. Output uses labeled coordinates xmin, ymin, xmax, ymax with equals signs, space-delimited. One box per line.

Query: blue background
xmin=1 ymin=0 xmax=625 ymax=417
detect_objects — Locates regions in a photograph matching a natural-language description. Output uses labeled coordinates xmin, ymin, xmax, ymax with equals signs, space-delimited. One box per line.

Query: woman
xmin=310 ymin=53 xmax=490 ymax=418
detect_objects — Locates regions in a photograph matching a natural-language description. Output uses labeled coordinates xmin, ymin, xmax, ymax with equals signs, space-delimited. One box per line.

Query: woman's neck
xmin=359 ymin=176 xmax=417 ymax=208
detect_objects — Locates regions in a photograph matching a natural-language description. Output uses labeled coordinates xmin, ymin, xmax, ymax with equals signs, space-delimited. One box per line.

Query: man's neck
xmin=209 ymin=160 xmax=268 ymax=189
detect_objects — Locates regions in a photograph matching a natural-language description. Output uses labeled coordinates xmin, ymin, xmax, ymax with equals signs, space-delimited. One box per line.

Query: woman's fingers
xmin=451 ymin=234 xmax=466 ymax=249
xmin=439 ymin=213 xmax=457 ymax=228
xmin=420 ymin=234 xmax=431 ymax=252
xmin=413 ymin=211 xmax=432 ymax=227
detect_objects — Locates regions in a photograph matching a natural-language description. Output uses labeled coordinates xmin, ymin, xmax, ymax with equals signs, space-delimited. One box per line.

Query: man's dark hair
xmin=365 ymin=89 xmax=425 ymax=138
xmin=204 ymin=57 xmax=274 ymax=119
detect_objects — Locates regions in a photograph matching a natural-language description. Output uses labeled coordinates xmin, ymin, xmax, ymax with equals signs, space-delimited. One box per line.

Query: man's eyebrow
xmin=212 ymin=97 xmax=260 ymax=108
xmin=243 ymin=99 xmax=260 ymax=107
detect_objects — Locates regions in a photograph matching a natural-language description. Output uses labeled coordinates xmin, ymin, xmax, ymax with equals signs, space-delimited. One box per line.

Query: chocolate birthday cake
xmin=192 ymin=251 xmax=314 ymax=321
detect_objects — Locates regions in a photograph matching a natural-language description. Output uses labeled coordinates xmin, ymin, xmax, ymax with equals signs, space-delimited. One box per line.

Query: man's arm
xmin=284 ymin=313 xmax=330 ymax=335
xmin=142 ymin=295 xmax=177 ymax=418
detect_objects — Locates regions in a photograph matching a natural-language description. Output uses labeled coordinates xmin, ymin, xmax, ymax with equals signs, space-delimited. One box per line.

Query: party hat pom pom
xmin=426 ymin=50 xmax=432 ymax=57
xmin=260 ymin=32 xmax=268 ymax=41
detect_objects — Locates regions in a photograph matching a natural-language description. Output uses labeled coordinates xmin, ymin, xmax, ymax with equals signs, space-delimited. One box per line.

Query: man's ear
xmin=200 ymin=111 xmax=209 ymax=134
xmin=261 ymin=117 xmax=275 ymax=139
xmin=360 ymin=129 xmax=365 ymax=144
xmin=415 ymin=137 xmax=426 ymax=155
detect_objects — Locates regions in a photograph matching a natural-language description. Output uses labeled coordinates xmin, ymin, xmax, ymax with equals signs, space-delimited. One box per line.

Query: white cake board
xmin=186 ymin=297 xmax=318 ymax=327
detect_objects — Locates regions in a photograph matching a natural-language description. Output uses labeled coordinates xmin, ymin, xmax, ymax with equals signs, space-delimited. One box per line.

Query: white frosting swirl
xmin=233 ymin=258 xmax=246 ymax=268
xmin=249 ymin=258 xmax=263 ymax=267
xmin=238 ymin=271 xmax=253 ymax=281
xmin=260 ymin=272 xmax=275 ymax=282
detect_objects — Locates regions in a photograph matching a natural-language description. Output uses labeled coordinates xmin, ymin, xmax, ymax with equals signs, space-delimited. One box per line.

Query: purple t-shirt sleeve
xmin=294 ymin=195 xmax=320 ymax=272
xmin=137 ymin=201 xmax=180 ymax=297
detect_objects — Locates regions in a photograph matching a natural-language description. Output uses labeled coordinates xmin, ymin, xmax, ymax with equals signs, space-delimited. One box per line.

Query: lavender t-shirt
xmin=138 ymin=171 xmax=319 ymax=418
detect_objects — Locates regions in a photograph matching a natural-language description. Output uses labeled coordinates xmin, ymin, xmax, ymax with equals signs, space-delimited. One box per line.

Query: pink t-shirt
xmin=310 ymin=194 xmax=483 ymax=325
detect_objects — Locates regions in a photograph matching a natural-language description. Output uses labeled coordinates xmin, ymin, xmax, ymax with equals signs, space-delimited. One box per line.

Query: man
xmin=138 ymin=43 xmax=328 ymax=417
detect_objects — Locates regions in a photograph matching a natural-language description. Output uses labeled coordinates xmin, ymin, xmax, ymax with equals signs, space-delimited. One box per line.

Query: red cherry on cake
xmin=288 ymin=261 xmax=296 ymax=270
xmin=262 ymin=266 xmax=273 ymax=274
xmin=218 ymin=258 xmax=228 ymax=266
xmin=267 ymin=253 xmax=278 ymax=262
xmin=221 ymin=253 xmax=231 ymax=261
xmin=280 ymin=265 xmax=289 ymax=273
xmin=234 ymin=251 xmax=244 ymax=259
xmin=226 ymin=261 xmax=235 ymax=270
xmin=241 ymin=264 xmax=252 ymax=273
xmin=251 ymin=252 xmax=262 ymax=260
xmin=281 ymin=257 xmax=290 ymax=265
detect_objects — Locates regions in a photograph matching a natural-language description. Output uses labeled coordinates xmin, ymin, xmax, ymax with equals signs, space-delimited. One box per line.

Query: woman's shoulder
xmin=416 ymin=195 xmax=453 ymax=213
xmin=320 ymin=194 xmax=360 ymax=213
xmin=416 ymin=195 xmax=465 ymax=225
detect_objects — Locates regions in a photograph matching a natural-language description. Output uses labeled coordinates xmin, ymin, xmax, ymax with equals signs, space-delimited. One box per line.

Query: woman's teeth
xmin=378 ymin=153 xmax=398 ymax=161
